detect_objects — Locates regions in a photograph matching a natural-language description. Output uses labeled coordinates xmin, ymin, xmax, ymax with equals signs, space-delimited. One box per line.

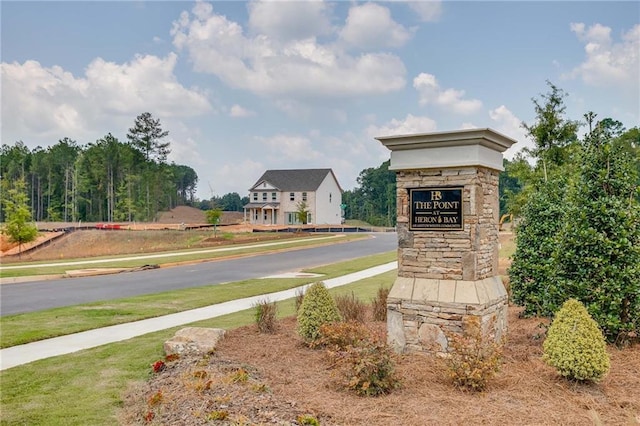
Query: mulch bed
xmin=120 ymin=307 xmax=640 ymax=425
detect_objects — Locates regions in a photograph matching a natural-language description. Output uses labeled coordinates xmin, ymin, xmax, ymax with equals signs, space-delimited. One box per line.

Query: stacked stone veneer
xmin=387 ymin=166 xmax=508 ymax=354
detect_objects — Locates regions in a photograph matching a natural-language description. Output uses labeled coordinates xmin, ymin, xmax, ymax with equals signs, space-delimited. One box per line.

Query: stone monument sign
xmin=376 ymin=128 xmax=516 ymax=354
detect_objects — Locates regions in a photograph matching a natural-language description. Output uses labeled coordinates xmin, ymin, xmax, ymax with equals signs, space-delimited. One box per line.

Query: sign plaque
xmin=409 ymin=187 xmax=463 ymax=231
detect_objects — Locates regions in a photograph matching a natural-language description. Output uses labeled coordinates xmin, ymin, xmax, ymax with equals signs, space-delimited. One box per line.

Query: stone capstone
xmin=164 ymin=327 xmax=226 ymax=356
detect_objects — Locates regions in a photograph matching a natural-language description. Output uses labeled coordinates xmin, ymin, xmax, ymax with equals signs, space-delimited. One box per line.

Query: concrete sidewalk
xmin=0 ymin=261 xmax=397 ymax=371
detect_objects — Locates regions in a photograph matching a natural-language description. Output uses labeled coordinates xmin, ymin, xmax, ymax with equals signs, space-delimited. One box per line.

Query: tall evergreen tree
xmin=126 ymin=112 xmax=170 ymax=220
xmin=554 ymin=117 xmax=640 ymax=341
xmin=521 ymin=81 xmax=580 ymax=181
xmin=126 ymin=112 xmax=170 ymax=163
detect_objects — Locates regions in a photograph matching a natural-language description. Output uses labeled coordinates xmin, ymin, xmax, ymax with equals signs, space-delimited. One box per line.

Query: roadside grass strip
xmin=0 ymin=234 xmax=365 ymax=278
xmin=0 ymin=270 xmax=397 ymax=426
xmin=0 ymin=262 xmax=397 ymax=370
xmin=0 ymin=252 xmax=396 ymax=348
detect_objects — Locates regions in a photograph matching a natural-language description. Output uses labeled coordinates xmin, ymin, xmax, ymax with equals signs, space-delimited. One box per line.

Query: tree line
xmin=1 ymin=113 xmax=198 ymax=223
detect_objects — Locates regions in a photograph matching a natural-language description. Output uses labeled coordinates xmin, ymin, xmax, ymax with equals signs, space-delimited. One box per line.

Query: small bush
xmin=445 ymin=316 xmax=503 ymax=392
xmin=334 ymin=292 xmax=367 ymax=323
xmin=207 ymin=410 xmax=228 ymax=421
xmin=254 ymin=298 xmax=278 ymax=334
xmin=371 ymin=286 xmax=389 ymax=322
xmin=543 ymin=298 xmax=610 ymax=382
xmin=297 ymin=415 xmax=320 ymax=425
xmin=334 ymin=340 xmax=400 ymax=396
xmin=314 ymin=321 xmax=371 ymax=350
xmin=297 ymin=282 xmax=342 ymax=344
xmin=228 ymin=368 xmax=250 ymax=383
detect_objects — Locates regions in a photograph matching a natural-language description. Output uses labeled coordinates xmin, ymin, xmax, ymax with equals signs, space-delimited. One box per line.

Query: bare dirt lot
xmin=0 ymin=228 xmax=308 ymax=263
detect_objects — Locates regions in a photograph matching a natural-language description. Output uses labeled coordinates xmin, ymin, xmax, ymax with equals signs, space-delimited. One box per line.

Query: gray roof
xmin=249 ymin=169 xmax=341 ymax=192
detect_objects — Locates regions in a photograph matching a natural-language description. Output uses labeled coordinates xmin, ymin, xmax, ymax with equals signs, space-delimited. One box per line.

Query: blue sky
xmin=2 ymin=1 xmax=638 ymax=199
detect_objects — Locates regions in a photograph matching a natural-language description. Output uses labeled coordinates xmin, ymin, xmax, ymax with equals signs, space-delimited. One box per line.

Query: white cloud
xmin=258 ymin=134 xmax=323 ymax=161
xmin=566 ymin=22 xmax=639 ymax=88
xmin=1 ymin=54 xmax=211 ymax=143
xmin=247 ymin=0 xmax=333 ymax=41
xmin=229 ymin=104 xmax=255 ymax=117
xmin=366 ymin=113 xmax=437 ymax=139
xmin=488 ymin=105 xmax=532 ymax=159
xmin=212 ymin=159 xmax=265 ymax=195
xmin=407 ymin=1 xmax=443 ymax=22
xmin=171 ymin=2 xmax=406 ymax=98
xmin=386 ymin=0 xmax=443 ymax=22
xmin=413 ymin=73 xmax=482 ymax=114
xmin=340 ymin=3 xmax=413 ymax=49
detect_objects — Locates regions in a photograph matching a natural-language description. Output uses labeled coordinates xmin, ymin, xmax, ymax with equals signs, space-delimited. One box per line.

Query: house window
xmin=253 ymin=192 xmax=258 ymax=201
xmin=329 ymin=192 xmax=332 ymax=203
xmin=262 ymin=192 xmax=267 ymax=201
xmin=271 ymin=192 xmax=276 ymax=201
xmin=302 ymin=192 xmax=307 ymax=202
xmin=286 ymin=212 xmax=296 ymax=225
xmin=263 ymin=211 xmax=268 ymax=220
xmin=290 ymin=192 xmax=295 ymax=201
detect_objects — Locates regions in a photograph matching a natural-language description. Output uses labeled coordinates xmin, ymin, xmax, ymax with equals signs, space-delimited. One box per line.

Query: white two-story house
xmin=243 ymin=169 xmax=343 ymax=225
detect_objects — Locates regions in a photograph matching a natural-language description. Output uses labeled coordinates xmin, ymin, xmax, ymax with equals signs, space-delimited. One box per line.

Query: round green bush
xmin=297 ymin=282 xmax=342 ymax=343
xmin=542 ymin=299 xmax=610 ymax=382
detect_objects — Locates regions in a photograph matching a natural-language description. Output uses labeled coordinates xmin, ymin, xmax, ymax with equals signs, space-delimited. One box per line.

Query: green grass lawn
xmin=0 ymin=268 xmax=396 ymax=425
xmin=0 ymin=252 xmax=396 ymax=348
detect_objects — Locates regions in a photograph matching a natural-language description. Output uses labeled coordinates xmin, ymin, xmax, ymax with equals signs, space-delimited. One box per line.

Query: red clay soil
xmin=120 ymin=308 xmax=640 ymax=425
xmin=156 ymin=206 xmax=244 ymax=225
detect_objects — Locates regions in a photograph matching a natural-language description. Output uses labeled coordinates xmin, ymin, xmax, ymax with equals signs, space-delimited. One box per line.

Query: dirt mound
xmin=156 ymin=206 xmax=206 ymax=224
xmin=156 ymin=206 xmax=244 ymax=225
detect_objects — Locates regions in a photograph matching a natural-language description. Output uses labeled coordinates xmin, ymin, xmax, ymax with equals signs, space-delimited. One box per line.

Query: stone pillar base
xmin=386 ymin=276 xmax=508 ymax=354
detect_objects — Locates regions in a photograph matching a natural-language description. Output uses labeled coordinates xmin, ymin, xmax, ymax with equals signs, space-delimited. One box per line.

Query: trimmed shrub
xmin=314 ymin=321 xmax=371 ymax=350
xmin=334 ymin=292 xmax=367 ymax=323
xmin=445 ymin=316 xmax=503 ymax=392
xmin=553 ymin=130 xmax=640 ymax=342
xmin=333 ymin=340 xmax=400 ymax=396
xmin=254 ymin=298 xmax=278 ymax=334
xmin=371 ymin=286 xmax=389 ymax=322
xmin=297 ymin=282 xmax=341 ymax=344
xmin=508 ymin=178 xmax=568 ymax=317
xmin=543 ymin=299 xmax=610 ymax=382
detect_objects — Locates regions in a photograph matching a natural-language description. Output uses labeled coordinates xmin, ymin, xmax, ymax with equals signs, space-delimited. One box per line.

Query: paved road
xmin=0 ymin=233 xmax=397 ymax=316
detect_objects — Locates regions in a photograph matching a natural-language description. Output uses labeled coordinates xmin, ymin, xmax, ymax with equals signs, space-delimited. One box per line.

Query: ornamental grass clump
xmin=334 ymin=291 xmax=367 ymax=323
xmin=297 ymin=282 xmax=342 ymax=344
xmin=543 ymin=299 xmax=610 ymax=382
xmin=254 ymin=298 xmax=278 ymax=334
xmin=371 ymin=286 xmax=389 ymax=322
